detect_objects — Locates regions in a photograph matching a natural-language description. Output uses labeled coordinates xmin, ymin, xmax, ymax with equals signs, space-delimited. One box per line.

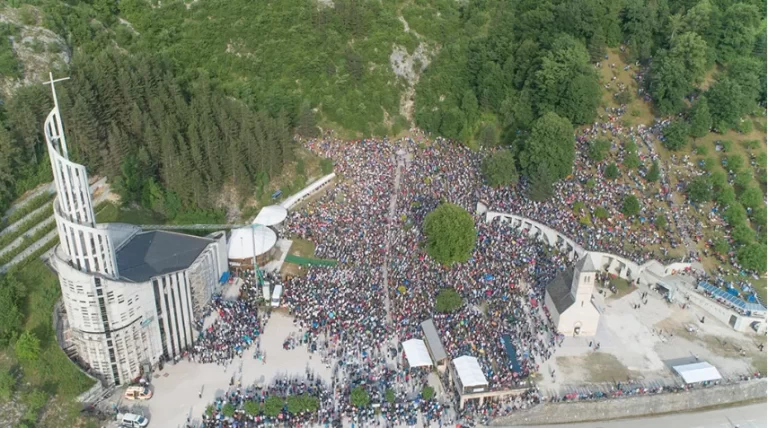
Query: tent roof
xmin=402 ymin=339 xmax=432 ymax=367
xmin=228 ymin=226 xmax=277 ymax=259
xmin=673 ymin=362 xmax=722 ymax=384
xmin=698 ymin=281 xmax=765 ymax=312
xmin=253 ymin=205 xmax=288 ymax=226
xmin=453 ymin=356 xmax=488 ymax=388
xmin=421 ymin=319 xmax=447 ymax=361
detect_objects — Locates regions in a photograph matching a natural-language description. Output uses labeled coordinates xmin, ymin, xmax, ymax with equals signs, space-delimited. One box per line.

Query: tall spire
xmin=43 ymin=72 xmax=71 ymax=158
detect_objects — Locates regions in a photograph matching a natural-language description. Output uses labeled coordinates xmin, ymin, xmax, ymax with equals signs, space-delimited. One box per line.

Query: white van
xmin=117 ymin=412 xmax=149 ymax=427
xmin=262 ymin=281 xmax=271 ymax=302
xmin=270 ymin=284 xmax=283 ymax=307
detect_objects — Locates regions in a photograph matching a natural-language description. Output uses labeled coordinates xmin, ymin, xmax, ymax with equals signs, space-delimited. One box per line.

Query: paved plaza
xmin=536 ymin=281 xmax=762 ymax=397
xmin=110 ymin=312 xmax=331 ymax=428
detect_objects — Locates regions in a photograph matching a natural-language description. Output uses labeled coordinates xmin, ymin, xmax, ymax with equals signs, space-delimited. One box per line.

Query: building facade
xmin=544 ymin=253 xmax=601 ymax=336
xmin=45 ymin=82 xmax=227 ymax=385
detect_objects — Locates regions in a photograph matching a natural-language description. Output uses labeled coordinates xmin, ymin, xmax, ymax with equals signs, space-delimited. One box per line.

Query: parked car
xmin=124 ymin=386 xmax=153 ymax=400
xmin=117 ymin=412 xmax=149 ymax=427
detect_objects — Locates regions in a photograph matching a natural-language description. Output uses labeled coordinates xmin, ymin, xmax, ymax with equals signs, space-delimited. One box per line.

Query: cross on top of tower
xmin=43 ymin=72 xmax=70 ymax=113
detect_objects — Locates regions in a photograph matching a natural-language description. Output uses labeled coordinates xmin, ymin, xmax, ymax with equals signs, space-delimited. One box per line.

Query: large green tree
xmin=482 ymin=150 xmax=518 ymax=187
xmin=707 ymin=78 xmax=751 ymax=131
xmin=662 ymin=120 xmax=690 ymax=151
xmin=689 ymin=97 xmax=712 ymax=138
xmin=532 ymin=35 xmax=599 ymax=125
xmin=650 ymin=49 xmax=690 ymax=115
xmin=516 ymin=112 xmax=575 ymax=181
xmin=423 ymin=203 xmax=476 ymax=266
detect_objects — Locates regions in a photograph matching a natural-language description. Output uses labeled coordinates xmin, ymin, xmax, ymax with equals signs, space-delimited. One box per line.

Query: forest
xmin=0 ymin=0 xmax=764 ymax=220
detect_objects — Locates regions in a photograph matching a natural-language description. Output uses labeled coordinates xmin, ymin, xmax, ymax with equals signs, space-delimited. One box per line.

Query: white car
xmin=118 ymin=412 xmax=149 ymax=427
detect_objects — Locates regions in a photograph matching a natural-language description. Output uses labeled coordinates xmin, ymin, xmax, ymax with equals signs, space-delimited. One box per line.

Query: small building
xmin=544 ymin=253 xmax=601 ymax=336
xmin=421 ymin=319 xmax=448 ymax=370
xmin=673 ymin=362 xmax=722 ymax=385
xmin=657 ymin=275 xmax=766 ymax=334
xmin=228 ymin=226 xmax=278 ymax=268
xmin=401 ymin=339 xmax=432 ymax=368
xmin=452 ymin=356 xmax=488 ymax=395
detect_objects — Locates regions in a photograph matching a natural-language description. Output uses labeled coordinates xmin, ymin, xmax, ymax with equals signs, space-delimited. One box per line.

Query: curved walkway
xmin=482 ymin=209 xmax=694 ymax=285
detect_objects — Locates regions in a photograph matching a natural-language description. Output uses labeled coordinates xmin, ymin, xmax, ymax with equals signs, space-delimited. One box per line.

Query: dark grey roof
xmin=116 ymin=231 xmax=213 ymax=282
xmin=421 ymin=319 xmax=448 ymax=361
xmin=575 ymin=254 xmax=597 ymax=273
xmin=546 ymin=267 xmax=576 ymax=314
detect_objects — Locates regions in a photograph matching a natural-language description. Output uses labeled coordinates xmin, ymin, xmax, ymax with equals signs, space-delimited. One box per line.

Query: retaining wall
xmin=491 ymin=379 xmax=767 ymax=426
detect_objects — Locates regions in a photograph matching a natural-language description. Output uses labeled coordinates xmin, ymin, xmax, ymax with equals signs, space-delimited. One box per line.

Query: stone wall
xmin=491 ymin=379 xmax=767 ymax=426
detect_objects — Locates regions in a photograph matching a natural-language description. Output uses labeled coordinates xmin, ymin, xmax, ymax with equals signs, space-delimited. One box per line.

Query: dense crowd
xmin=194 ymin=115 xmax=759 ymax=426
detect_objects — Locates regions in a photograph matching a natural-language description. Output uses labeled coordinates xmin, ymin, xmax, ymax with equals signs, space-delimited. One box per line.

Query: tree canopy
xmin=482 ymin=150 xmax=518 ymax=188
xmin=423 ymin=203 xmax=476 ymax=266
xmin=516 ymin=112 xmax=575 ymax=182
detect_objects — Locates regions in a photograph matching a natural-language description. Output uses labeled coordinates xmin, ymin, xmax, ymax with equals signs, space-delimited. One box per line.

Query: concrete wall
xmin=492 ymin=379 xmax=767 ymax=426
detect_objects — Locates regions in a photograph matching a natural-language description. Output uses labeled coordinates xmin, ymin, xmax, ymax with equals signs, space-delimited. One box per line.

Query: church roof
xmin=575 ymin=253 xmax=598 ymax=273
xmin=546 ymin=267 xmax=575 ymax=314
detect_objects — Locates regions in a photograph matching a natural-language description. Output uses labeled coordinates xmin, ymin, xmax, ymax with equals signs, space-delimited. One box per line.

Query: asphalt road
xmin=522 ymin=402 xmax=767 ymax=428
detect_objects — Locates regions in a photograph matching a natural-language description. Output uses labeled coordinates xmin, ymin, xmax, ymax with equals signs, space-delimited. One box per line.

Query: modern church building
xmin=44 ymin=80 xmax=228 ymax=385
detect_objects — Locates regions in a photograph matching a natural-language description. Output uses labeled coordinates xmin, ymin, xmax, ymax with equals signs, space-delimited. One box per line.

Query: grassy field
xmin=0 ymin=260 xmax=96 ymax=427
xmin=606 ymin=276 xmax=635 ymax=301
xmin=280 ymin=238 xmax=317 ymax=278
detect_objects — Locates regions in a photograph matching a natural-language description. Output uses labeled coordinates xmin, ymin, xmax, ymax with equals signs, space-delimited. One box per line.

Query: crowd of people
xmin=193 ymin=114 xmax=760 ymax=426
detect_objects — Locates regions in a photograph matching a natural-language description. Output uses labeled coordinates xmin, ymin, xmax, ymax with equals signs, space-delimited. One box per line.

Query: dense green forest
xmin=1 ymin=0 xmax=764 ymax=215
xmin=2 ymin=51 xmax=294 ymax=219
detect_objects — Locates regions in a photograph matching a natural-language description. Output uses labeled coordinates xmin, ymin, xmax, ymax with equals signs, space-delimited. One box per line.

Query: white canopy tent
xmin=228 ymin=226 xmax=277 ymax=259
xmin=453 ymin=356 xmax=488 ymax=388
xmin=673 ymin=362 xmax=722 ymax=384
xmin=253 ymin=205 xmax=288 ymax=226
xmin=402 ymin=339 xmax=432 ymax=367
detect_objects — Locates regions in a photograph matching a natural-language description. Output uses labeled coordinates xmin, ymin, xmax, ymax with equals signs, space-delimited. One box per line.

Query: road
xmin=522 ymin=402 xmax=767 ymax=428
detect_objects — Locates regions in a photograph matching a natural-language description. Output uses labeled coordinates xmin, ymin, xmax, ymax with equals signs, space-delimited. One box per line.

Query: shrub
xmin=621 ymin=195 xmax=641 ymax=217
xmin=350 ymin=387 xmax=370 ymax=407
xmin=724 ymin=154 xmax=744 ymax=172
xmin=422 ymin=386 xmax=435 ymax=400
xmin=593 ymin=206 xmax=609 ymax=219
xmin=588 ymin=139 xmax=611 ymax=162
xmin=646 ymin=161 xmax=660 ymax=182
xmin=605 ymin=163 xmax=620 ymax=179
xmin=654 ymin=215 xmax=667 ymax=229
xmin=435 ymin=288 xmax=462 ymax=313
xmin=686 ymin=176 xmax=712 ymax=203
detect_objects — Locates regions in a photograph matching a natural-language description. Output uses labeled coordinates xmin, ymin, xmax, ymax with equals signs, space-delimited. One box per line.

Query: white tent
xmin=228 ymin=226 xmax=277 ymax=259
xmin=673 ymin=362 xmax=722 ymax=384
xmin=253 ymin=205 xmax=288 ymax=226
xmin=402 ymin=339 xmax=432 ymax=367
xmin=453 ymin=356 xmax=488 ymax=388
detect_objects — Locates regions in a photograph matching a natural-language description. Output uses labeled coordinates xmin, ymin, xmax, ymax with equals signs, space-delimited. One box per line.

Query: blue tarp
xmin=500 ymin=334 xmax=522 ymax=373
xmin=698 ymin=281 xmax=766 ymax=312
xmin=219 ymin=272 xmax=230 ymax=284
xmin=271 ymin=190 xmax=282 ymax=199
